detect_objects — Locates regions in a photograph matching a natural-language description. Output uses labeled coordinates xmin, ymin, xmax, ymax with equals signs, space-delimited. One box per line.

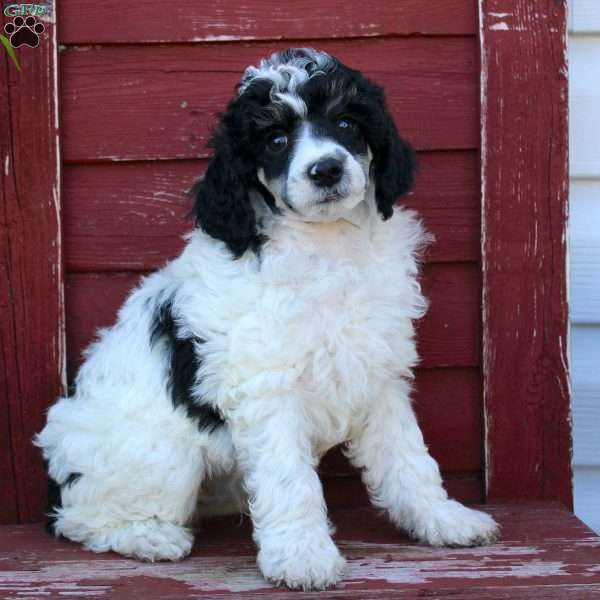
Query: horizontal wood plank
xmin=323 ymin=473 xmax=483 ymax=509
xmin=64 ymin=264 xmax=481 ymax=379
xmin=57 ymin=0 xmax=477 ymax=44
xmin=63 ymin=151 xmax=480 ymax=272
xmin=63 ymin=265 xmax=481 ymax=480
xmin=1 ymin=505 xmax=599 ymax=598
xmin=414 ymin=368 xmax=483 ymax=472
xmin=418 ymin=263 xmax=480 ymax=369
xmin=60 ymin=37 xmax=479 ymax=162
xmin=320 ymin=368 xmax=482 ymax=477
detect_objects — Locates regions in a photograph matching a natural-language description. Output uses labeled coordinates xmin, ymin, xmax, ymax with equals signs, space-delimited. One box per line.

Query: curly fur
xmin=36 ymin=48 xmax=498 ymax=591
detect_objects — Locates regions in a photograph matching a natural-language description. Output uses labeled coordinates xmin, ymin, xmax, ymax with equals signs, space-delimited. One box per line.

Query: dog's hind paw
xmin=82 ymin=520 xmax=194 ymax=562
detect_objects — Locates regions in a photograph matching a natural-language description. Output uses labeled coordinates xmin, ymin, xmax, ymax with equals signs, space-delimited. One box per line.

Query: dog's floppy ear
xmin=370 ymin=105 xmax=416 ymax=220
xmin=191 ymin=126 xmax=263 ymax=259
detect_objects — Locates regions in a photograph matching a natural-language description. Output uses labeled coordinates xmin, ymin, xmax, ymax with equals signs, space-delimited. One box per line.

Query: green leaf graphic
xmin=0 ymin=33 xmax=21 ymax=72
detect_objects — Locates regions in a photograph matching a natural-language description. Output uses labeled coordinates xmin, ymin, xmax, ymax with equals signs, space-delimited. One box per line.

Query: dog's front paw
xmin=413 ymin=500 xmax=499 ymax=547
xmin=258 ymin=534 xmax=346 ymax=590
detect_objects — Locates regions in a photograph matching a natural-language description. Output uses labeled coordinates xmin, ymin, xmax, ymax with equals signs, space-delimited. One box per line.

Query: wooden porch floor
xmin=1 ymin=504 xmax=600 ymax=599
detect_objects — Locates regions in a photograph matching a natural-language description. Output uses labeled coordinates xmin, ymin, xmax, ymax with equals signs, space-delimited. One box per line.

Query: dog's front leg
xmin=347 ymin=378 xmax=499 ymax=547
xmin=229 ymin=395 xmax=345 ymax=590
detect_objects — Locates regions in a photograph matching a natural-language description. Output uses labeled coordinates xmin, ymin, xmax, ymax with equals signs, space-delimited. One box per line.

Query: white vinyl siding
xmin=569 ymin=0 xmax=600 ymax=534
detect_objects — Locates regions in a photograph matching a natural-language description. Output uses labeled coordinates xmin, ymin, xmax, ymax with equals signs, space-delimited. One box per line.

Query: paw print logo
xmin=4 ymin=16 xmax=45 ymax=48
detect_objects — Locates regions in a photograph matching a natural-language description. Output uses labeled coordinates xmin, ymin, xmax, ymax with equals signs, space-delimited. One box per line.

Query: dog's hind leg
xmin=38 ymin=401 xmax=234 ymax=561
xmin=46 ymin=454 xmax=202 ymax=561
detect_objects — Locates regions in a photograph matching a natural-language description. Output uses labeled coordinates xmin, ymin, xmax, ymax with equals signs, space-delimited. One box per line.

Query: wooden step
xmin=1 ymin=503 xmax=600 ymax=598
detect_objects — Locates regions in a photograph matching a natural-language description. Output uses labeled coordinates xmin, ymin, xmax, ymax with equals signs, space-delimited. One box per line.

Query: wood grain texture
xmin=63 ymin=151 xmax=480 ymax=272
xmin=479 ymin=1 xmax=572 ymax=508
xmin=64 ymin=264 xmax=481 ymax=379
xmin=322 ymin=472 xmax=484 ymax=509
xmin=414 ymin=368 xmax=483 ymax=473
xmin=59 ymin=37 xmax=479 ymax=162
xmin=57 ymin=0 xmax=478 ymax=44
xmin=1 ymin=504 xmax=600 ymax=598
xmin=63 ymin=265 xmax=483 ymax=481
xmin=0 ymin=3 xmax=65 ymax=524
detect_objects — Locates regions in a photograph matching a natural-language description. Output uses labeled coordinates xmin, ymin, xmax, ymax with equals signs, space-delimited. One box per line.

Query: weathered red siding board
xmin=479 ymin=1 xmax=572 ymax=508
xmin=64 ymin=266 xmax=483 ymax=493
xmin=0 ymin=2 xmax=64 ymax=524
xmin=59 ymin=37 xmax=478 ymax=162
xmin=63 ymin=151 xmax=480 ymax=272
xmin=316 ymin=368 xmax=482 ymax=477
xmin=0 ymin=0 xmax=573 ymax=538
xmin=323 ymin=473 xmax=483 ymax=509
xmin=65 ymin=263 xmax=481 ymax=375
xmin=57 ymin=19 xmax=484 ymax=517
xmin=1 ymin=505 xmax=599 ymax=598
xmin=58 ymin=0 xmax=477 ymax=44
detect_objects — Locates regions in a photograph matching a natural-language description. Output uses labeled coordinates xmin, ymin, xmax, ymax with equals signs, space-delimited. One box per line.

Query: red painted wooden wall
xmin=59 ymin=3 xmax=485 ymax=509
xmin=0 ymin=0 xmax=571 ymax=523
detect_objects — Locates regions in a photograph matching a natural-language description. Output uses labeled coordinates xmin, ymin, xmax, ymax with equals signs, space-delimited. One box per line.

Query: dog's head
xmin=192 ymin=48 xmax=415 ymax=257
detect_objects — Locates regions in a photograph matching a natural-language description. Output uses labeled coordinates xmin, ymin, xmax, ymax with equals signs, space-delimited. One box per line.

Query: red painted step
xmin=1 ymin=504 xmax=599 ymax=598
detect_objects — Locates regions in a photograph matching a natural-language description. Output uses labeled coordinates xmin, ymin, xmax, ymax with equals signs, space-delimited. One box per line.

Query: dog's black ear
xmin=191 ymin=128 xmax=262 ymax=258
xmin=370 ymin=106 xmax=416 ymax=220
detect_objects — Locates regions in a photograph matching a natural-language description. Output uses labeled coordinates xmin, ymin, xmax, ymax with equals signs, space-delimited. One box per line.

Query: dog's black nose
xmin=307 ymin=157 xmax=344 ymax=187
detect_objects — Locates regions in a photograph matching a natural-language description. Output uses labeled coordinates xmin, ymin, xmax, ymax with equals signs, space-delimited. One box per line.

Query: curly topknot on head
xmin=238 ymin=48 xmax=336 ymax=98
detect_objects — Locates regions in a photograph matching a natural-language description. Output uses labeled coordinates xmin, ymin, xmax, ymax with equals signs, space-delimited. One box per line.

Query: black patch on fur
xmin=44 ymin=460 xmax=82 ymax=535
xmin=45 ymin=473 xmax=61 ymax=534
xmin=65 ymin=472 xmax=82 ymax=487
xmin=151 ymin=300 xmax=224 ymax=432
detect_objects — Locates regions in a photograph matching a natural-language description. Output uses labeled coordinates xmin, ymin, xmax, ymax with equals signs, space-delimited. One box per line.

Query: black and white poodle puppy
xmin=37 ymin=48 xmax=498 ymax=591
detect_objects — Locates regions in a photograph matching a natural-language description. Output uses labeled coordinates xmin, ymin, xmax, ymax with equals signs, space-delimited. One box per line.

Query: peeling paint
xmin=2 ymin=503 xmax=599 ymax=599
xmin=479 ymin=0 xmax=571 ymax=506
xmin=0 ymin=547 xmax=576 ymax=597
xmin=191 ymin=35 xmax=260 ymax=42
xmin=50 ymin=7 xmax=67 ymax=395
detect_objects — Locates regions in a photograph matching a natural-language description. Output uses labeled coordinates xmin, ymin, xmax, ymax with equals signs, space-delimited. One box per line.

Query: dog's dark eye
xmin=266 ymin=132 xmax=288 ymax=153
xmin=337 ymin=117 xmax=357 ymax=132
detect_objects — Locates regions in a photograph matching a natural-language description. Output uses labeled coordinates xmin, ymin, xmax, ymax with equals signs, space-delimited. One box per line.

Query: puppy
xmin=36 ymin=48 xmax=498 ymax=591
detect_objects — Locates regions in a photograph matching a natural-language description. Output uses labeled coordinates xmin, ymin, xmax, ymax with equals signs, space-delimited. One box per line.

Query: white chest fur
xmin=180 ymin=207 xmax=429 ymax=452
